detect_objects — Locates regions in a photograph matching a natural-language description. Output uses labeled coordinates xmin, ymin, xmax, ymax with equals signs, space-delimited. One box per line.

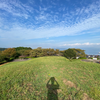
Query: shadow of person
xmin=46 ymin=77 xmax=59 ymax=100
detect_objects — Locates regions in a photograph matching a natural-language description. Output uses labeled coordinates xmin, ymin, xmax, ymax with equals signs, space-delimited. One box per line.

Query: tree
xmin=18 ymin=49 xmax=31 ymax=56
xmin=72 ymin=48 xmax=86 ymax=58
xmin=2 ymin=48 xmax=17 ymax=61
xmin=0 ymin=54 xmax=6 ymax=64
xmin=37 ymin=47 xmax=42 ymax=49
xmin=42 ymin=49 xmax=48 ymax=56
xmin=30 ymin=49 xmax=43 ymax=57
xmin=54 ymin=49 xmax=60 ymax=56
xmin=0 ymin=51 xmax=2 ymax=55
xmin=60 ymin=50 xmax=65 ymax=56
xmin=15 ymin=47 xmax=32 ymax=51
xmin=64 ymin=48 xmax=76 ymax=60
xmin=0 ymin=48 xmax=7 ymax=51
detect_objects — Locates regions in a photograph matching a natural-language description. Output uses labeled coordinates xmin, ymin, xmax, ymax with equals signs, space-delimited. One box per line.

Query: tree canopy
xmin=14 ymin=47 xmax=32 ymax=51
xmin=64 ymin=48 xmax=76 ymax=60
xmin=72 ymin=48 xmax=86 ymax=58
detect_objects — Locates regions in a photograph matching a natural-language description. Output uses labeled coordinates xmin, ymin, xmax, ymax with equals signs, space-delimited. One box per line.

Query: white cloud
xmin=62 ymin=42 xmax=100 ymax=46
xmin=0 ymin=12 xmax=100 ymax=40
xmin=0 ymin=0 xmax=100 ymax=41
xmin=0 ymin=0 xmax=33 ymax=19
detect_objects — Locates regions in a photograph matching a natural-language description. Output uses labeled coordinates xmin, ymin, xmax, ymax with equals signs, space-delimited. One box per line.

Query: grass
xmin=0 ymin=56 xmax=100 ymax=100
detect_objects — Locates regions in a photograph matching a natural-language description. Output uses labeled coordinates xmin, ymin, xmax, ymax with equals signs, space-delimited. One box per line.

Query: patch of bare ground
xmin=53 ymin=66 xmax=57 ymax=69
xmin=83 ymin=93 xmax=93 ymax=100
xmin=60 ymin=67 xmax=65 ymax=71
xmin=12 ymin=58 xmax=31 ymax=62
xmin=63 ymin=79 xmax=93 ymax=100
xmin=57 ymin=89 xmax=62 ymax=93
xmin=60 ymin=71 xmax=63 ymax=73
xmin=26 ymin=83 xmax=34 ymax=92
xmin=69 ymin=71 xmax=73 ymax=73
xmin=63 ymin=79 xmax=77 ymax=88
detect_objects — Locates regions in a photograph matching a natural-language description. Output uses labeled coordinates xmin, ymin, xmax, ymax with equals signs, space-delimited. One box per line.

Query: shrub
xmin=0 ymin=54 xmax=6 ymax=64
xmin=79 ymin=57 xmax=87 ymax=59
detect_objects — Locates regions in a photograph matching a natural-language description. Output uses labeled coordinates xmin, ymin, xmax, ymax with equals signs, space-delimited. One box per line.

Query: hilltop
xmin=0 ymin=56 xmax=100 ymax=99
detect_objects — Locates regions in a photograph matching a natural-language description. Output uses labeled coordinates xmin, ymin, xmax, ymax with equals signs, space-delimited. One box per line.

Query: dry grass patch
xmin=83 ymin=93 xmax=93 ymax=100
xmin=63 ymin=79 xmax=77 ymax=89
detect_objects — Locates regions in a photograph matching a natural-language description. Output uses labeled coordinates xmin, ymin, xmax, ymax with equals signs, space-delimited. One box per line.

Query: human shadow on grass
xmin=46 ymin=77 xmax=59 ymax=100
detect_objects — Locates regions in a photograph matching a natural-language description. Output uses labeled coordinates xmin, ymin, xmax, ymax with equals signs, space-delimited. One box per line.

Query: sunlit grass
xmin=0 ymin=56 xmax=100 ymax=99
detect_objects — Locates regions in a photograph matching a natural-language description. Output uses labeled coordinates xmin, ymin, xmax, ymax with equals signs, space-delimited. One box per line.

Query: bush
xmin=79 ymin=57 xmax=87 ymax=59
xmin=0 ymin=54 xmax=6 ymax=64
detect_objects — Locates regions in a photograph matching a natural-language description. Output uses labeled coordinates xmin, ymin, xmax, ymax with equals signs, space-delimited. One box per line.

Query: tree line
xmin=0 ymin=48 xmax=7 ymax=51
xmin=0 ymin=47 xmax=86 ymax=64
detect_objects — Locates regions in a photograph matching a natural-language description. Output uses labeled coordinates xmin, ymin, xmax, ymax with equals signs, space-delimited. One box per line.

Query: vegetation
xmin=0 ymin=51 xmax=2 ymax=55
xmin=30 ymin=48 xmax=60 ymax=57
xmin=0 ymin=56 xmax=100 ymax=100
xmin=0 ymin=54 xmax=6 ymax=64
xmin=0 ymin=48 xmax=18 ymax=64
xmin=72 ymin=48 xmax=86 ymax=58
xmin=14 ymin=47 xmax=32 ymax=51
xmin=79 ymin=57 xmax=87 ymax=59
xmin=0 ymin=48 xmax=7 ymax=51
xmin=64 ymin=48 xmax=76 ymax=60
xmin=17 ymin=49 xmax=31 ymax=56
xmin=2 ymin=48 xmax=17 ymax=59
xmin=0 ymin=47 xmax=86 ymax=65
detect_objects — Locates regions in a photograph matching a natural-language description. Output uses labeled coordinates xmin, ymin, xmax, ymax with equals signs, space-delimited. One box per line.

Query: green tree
xmin=0 ymin=48 xmax=7 ymax=51
xmin=60 ymin=50 xmax=65 ymax=56
xmin=64 ymin=48 xmax=76 ymax=60
xmin=47 ymin=48 xmax=55 ymax=56
xmin=15 ymin=47 xmax=32 ymax=51
xmin=30 ymin=49 xmax=43 ymax=57
xmin=2 ymin=48 xmax=17 ymax=61
xmin=72 ymin=48 xmax=86 ymax=58
xmin=0 ymin=54 xmax=6 ymax=64
xmin=18 ymin=49 xmax=31 ymax=56
xmin=54 ymin=49 xmax=60 ymax=56
xmin=0 ymin=51 xmax=2 ymax=55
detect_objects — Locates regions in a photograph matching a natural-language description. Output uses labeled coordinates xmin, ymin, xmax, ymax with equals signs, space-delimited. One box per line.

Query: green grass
xmin=0 ymin=56 xmax=100 ymax=100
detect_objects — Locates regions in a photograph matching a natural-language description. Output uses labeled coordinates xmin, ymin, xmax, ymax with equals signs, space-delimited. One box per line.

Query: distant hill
xmin=0 ymin=48 xmax=7 ymax=51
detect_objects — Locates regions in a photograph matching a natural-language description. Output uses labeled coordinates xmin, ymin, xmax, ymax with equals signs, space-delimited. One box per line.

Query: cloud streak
xmin=0 ymin=13 xmax=100 ymax=40
xmin=0 ymin=0 xmax=33 ymax=19
xmin=62 ymin=42 xmax=100 ymax=46
xmin=0 ymin=0 xmax=100 ymax=51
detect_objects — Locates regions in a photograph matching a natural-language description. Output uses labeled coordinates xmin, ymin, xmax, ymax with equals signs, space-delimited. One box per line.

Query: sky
xmin=0 ymin=0 xmax=100 ymax=54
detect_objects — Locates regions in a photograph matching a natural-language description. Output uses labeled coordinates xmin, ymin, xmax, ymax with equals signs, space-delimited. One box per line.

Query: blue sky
xmin=0 ymin=0 xmax=100 ymax=54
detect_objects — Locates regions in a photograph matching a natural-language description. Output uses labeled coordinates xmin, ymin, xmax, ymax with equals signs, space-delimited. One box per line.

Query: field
xmin=0 ymin=56 xmax=100 ymax=100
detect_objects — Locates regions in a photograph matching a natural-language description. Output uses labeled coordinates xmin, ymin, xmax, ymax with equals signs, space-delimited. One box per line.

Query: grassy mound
xmin=0 ymin=56 xmax=100 ymax=99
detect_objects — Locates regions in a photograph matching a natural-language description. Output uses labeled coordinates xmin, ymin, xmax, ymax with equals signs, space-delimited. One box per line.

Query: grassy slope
xmin=0 ymin=56 xmax=100 ymax=100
